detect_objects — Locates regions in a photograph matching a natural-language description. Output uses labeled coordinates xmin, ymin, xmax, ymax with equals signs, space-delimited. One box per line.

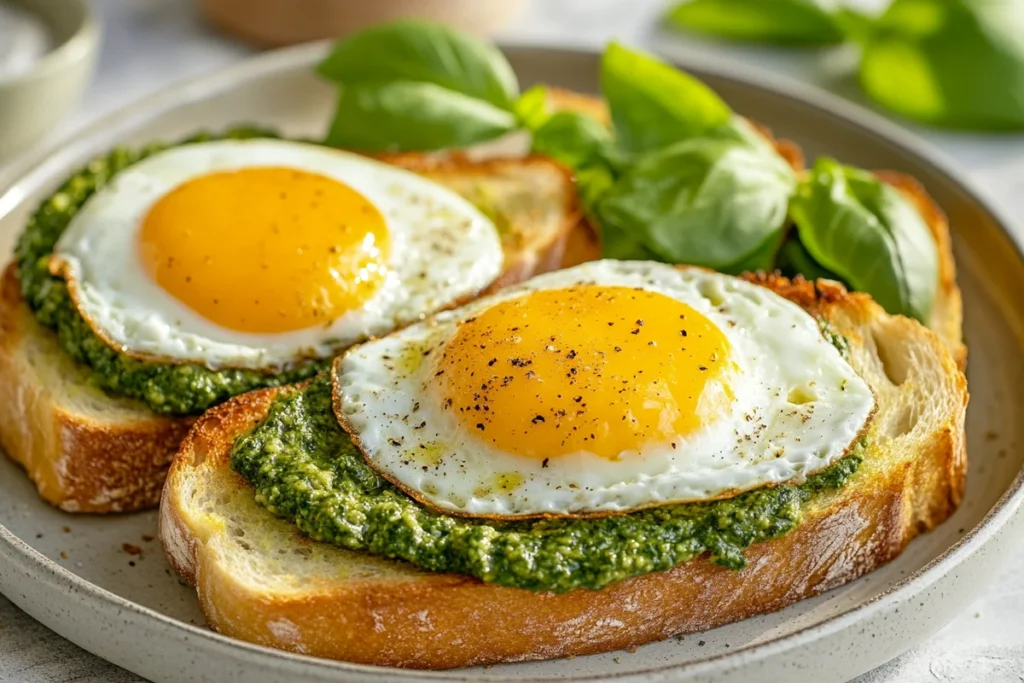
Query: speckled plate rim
xmin=0 ymin=41 xmax=1022 ymax=683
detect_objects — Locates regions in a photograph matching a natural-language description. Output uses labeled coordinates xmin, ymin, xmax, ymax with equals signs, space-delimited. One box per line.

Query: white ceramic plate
xmin=1 ymin=43 xmax=1022 ymax=683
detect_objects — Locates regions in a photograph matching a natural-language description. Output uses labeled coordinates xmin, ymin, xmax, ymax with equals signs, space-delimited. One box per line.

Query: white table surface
xmin=2 ymin=0 xmax=1024 ymax=681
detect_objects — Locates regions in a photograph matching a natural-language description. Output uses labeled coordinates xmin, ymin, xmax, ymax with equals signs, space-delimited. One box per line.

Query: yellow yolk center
xmin=436 ymin=285 xmax=732 ymax=460
xmin=138 ymin=167 xmax=389 ymax=334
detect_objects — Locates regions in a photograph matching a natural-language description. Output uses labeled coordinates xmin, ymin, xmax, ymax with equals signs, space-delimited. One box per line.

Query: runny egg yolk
xmin=436 ymin=286 xmax=732 ymax=460
xmin=138 ymin=167 xmax=389 ymax=334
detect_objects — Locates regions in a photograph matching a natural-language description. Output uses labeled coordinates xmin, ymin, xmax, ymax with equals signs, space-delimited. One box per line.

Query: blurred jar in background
xmin=199 ymin=0 xmax=529 ymax=46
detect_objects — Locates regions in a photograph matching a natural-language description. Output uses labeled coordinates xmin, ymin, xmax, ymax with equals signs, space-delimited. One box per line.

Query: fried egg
xmin=50 ymin=139 xmax=503 ymax=370
xmin=335 ymin=261 xmax=875 ymax=518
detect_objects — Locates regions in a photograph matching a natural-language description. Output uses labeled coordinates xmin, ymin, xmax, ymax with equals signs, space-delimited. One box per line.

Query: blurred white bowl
xmin=0 ymin=0 xmax=98 ymax=161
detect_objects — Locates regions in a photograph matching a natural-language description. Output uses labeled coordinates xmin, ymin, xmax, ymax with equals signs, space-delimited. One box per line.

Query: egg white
xmin=335 ymin=261 xmax=875 ymax=518
xmin=52 ymin=139 xmax=504 ymax=370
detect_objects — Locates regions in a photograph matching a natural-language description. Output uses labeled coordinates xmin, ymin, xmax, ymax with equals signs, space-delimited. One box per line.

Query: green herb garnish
xmin=666 ymin=0 xmax=1024 ymax=131
xmin=322 ymin=81 xmax=516 ymax=152
xmin=790 ymin=157 xmax=939 ymax=323
xmin=313 ymin=23 xmax=939 ymax=319
xmin=317 ymin=20 xmax=519 ymax=151
xmin=513 ymin=84 xmax=552 ymax=130
xmin=776 ymin=234 xmax=846 ymax=285
xmin=598 ymin=137 xmax=795 ymax=271
xmin=860 ymin=0 xmax=1024 ymax=130
xmin=666 ymin=0 xmax=847 ymax=46
xmin=531 ymin=110 xmax=615 ymax=170
xmin=599 ymin=41 xmax=731 ymax=154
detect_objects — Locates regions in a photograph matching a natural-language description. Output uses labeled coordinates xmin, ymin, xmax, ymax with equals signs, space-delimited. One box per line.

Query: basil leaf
xmin=317 ymin=20 xmax=518 ymax=111
xmin=324 ymin=81 xmax=516 ymax=153
xmin=666 ymin=0 xmax=845 ymax=45
xmin=515 ymin=85 xmax=551 ymax=130
xmin=576 ymin=163 xmax=620 ymax=213
xmin=727 ymin=228 xmax=787 ymax=273
xmin=528 ymin=109 xmax=634 ymax=218
xmin=834 ymin=7 xmax=874 ymax=45
xmin=597 ymin=209 xmax=662 ymax=261
xmin=776 ymin=233 xmax=846 ymax=284
xmin=706 ymin=115 xmax=776 ymax=153
xmin=600 ymin=42 xmax=731 ymax=154
xmin=860 ymin=0 xmax=1024 ymax=130
xmin=598 ymin=138 xmax=796 ymax=271
xmin=531 ymin=111 xmax=613 ymax=169
xmin=790 ymin=157 xmax=938 ymax=322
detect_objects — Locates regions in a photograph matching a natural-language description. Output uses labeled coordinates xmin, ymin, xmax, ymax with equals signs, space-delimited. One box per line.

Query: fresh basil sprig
xmin=776 ymin=233 xmax=846 ymax=284
xmin=527 ymin=44 xmax=796 ymax=272
xmin=729 ymin=229 xmax=790 ymax=274
xmin=318 ymin=20 xmax=520 ymax=151
xmin=598 ymin=137 xmax=796 ymax=272
xmin=528 ymin=109 xmax=627 ymax=219
xmin=313 ymin=25 xmax=939 ymax=320
xmin=705 ymin=115 xmax=778 ymax=153
xmin=600 ymin=42 xmax=731 ymax=154
xmin=318 ymin=20 xmax=518 ymax=108
xmin=667 ymin=0 xmax=846 ymax=45
xmin=324 ymin=82 xmax=517 ymax=152
xmin=531 ymin=111 xmax=615 ymax=170
xmin=666 ymin=0 xmax=1024 ymax=131
xmin=514 ymin=85 xmax=552 ymax=130
xmin=790 ymin=158 xmax=938 ymax=322
xmin=860 ymin=0 xmax=1024 ymax=130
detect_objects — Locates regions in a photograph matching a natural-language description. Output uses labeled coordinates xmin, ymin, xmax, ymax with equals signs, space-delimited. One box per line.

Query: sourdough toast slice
xmin=0 ymin=266 xmax=194 ymax=512
xmin=0 ymin=157 xmax=581 ymax=513
xmin=159 ymin=275 xmax=967 ymax=669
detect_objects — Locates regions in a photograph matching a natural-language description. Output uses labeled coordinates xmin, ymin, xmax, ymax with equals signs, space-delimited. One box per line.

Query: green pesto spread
xmin=230 ymin=374 xmax=864 ymax=593
xmin=14 ymin=128 xmax=326 ymax=416
xmin=818 ymin=318 xmax=849 ymax=358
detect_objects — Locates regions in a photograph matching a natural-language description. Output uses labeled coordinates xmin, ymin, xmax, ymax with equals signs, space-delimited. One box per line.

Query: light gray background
xmin=2 ymin=0 xmax=1024 ymax=681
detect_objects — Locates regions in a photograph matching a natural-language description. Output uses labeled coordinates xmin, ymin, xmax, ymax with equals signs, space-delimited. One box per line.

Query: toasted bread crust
xmin=0 ymin=265 xmax=194 ymax=512
xmin=161 ymin=275 xmax=968 ymax=669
